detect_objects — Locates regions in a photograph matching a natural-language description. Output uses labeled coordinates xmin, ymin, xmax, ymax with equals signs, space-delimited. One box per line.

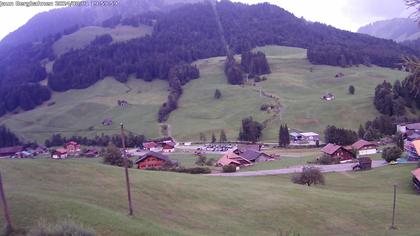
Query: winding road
xmin=208 ymin=160 xmax=388 ymax=177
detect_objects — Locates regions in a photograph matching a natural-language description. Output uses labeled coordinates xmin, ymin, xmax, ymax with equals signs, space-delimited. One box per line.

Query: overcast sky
xmin=0 ymin=0 xmax=412 ymax=41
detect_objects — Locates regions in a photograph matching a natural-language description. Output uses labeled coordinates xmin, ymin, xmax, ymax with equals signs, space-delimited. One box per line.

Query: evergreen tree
xmin=219 ymin=130 xmax=227 ymax=143
xmin=211 ymin=133 xmax=216 ymax=143
xmin=358 ymin=124 xmax=365 ymax=138
xmin=239 ymin=117 xmax=263 ymax=143
xmin=199 ymin=133 xmax=207 ymax=143
xmin=214 ymin=89 xmax=222 ymax=99
xmin=348 ymin=85 xmax=355 ymax=95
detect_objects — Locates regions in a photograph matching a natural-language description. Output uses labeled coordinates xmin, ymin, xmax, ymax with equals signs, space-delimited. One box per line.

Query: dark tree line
xmin=44 ymin=133 xmax=146 ymax=149
xmin=278 ymin=124 xmax=290 ymax=147
xmin=0 ymin=84 xmax=51 ymax=116
xmin=374 ymin=78 xmax=419 ymax=117
xmin=224 ymin=54 xmax=244 ymax=85
xmin=324 ymin=125 xmax=358 ymax=146
xmin=158 ymin=63 xmax=200 ymax=122
xmin=241 ymin=51 xmax=271 ymax=75
xmin=238 ymin=117 xmax=264 ymax=143
xmin=0 ymin=125 xmax=21 ymax=148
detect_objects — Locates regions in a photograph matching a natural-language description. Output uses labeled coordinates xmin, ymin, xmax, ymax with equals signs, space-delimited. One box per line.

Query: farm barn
xmin=321 ymin=143 xmax=355 ymax=162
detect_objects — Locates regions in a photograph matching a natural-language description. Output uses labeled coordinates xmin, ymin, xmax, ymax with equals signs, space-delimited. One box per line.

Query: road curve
xmin=208 ymin=160 xmax=388 ymax=177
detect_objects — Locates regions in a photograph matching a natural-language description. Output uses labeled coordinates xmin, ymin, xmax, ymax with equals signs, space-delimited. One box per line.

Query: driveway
xmin=208 ymin=160 xmax=388 ymax=177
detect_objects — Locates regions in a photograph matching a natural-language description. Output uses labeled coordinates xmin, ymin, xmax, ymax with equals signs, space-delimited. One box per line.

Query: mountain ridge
xmin=357 ymin=18 xmax=420 ymax=42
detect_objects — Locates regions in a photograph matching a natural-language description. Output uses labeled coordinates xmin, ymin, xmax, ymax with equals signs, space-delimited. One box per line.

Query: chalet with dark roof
xmin=321 ymin=143 xmax=355 ymax=162
xmin=135 ymin=151 xmax=175 ymax=169
xmin=240 ymin=149 xmax=274 ymax=163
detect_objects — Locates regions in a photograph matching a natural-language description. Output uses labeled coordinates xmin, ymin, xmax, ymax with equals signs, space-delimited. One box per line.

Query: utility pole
xmin=120 ymin=123 xmax=134 ymax=216
xmin=0 ymin=172 xmax=13 ymax=232
xmin=390 ymin=184 xmax=397 ymax=230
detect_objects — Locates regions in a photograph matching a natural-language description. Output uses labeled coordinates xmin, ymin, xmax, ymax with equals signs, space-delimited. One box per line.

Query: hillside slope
xmin=0 ymin=159 xmax=420 ymax=236
xmin=0 ymin=46 xmax=409 ymax=143
xmin=358 ymin=18 xmax=420 ymax=42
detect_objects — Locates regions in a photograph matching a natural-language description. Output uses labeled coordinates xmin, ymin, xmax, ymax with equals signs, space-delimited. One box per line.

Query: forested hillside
xmin=358 ymin=18 xmax=420 ymax=42
xmin=0 ymin=0 xmax=418 ymax=119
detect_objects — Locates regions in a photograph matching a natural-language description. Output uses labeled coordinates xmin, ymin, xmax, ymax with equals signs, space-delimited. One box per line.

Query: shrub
xmin=292 ymin=167 xmax=325 ymax=186
xmin=222 ymin=164 xmax=237 ymax=173
xmin=382 ymin=146 xmax=402 ymax=163
xmin=195 ymin=155 xmax=207 ymax=166
xmin=103 ymin=143 xmax=133 ymax=168
xmin=318 ymin=155 xmax=339 ymax=165
xmin=187 ymin=167 xmax=211 ymax=174
xmin=27 ymin=221 xmax=96 ymax=236
xmin=205 ymin=158 xmax=216 ymax=166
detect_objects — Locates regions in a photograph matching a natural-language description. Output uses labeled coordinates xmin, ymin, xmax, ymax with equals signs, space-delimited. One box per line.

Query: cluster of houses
xmin=0 ymin=145 xmax=48 ymax=159
xmin=143 ymin=140 xmax=176 ymax=153
xmin=320 ymin=139 xmax=378 ymax=170
xmin=52 ymin=141 xmax=99 ymax=159
xmin=289 ymin=131 xmax=320 ymax=145
xmin=398 ymin=122 xmax=420 ymax=161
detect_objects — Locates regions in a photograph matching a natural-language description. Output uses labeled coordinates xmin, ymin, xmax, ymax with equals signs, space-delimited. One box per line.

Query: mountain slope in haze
xmin=0 ymin=0 xmax=205 ymax=48
xmin=358 ymin=18 xmax=420 ymax=42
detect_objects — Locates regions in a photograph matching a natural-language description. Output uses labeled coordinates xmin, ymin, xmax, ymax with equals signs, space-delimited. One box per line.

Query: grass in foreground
xmin=0 ymin=158 xmax=419 ymax=236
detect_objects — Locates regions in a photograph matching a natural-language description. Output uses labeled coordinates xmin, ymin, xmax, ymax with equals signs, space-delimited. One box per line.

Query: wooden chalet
xmin=135 ymin=151 xmax=175 ymax=169
xmin=321 ymin=143 xmax=355 ymax=162
xmin=52 ymin=148 xmax=68 ymax=159
xmin=64 ymin=141 xmax=80 ymax=154
xmin=216 ymin=151 xmax=252 ymax=167
xmin=397 ymin=122 xmax=420 ymax=134
xmin=351 ymin=139 xmax=378 ymax=156
xmin=411 ymin=168 xmax=420 ymax=192
xmin=0 ymin=146 xmax=24 ymax=158
xmin=162 ymin=142 xmax=176 ymax=153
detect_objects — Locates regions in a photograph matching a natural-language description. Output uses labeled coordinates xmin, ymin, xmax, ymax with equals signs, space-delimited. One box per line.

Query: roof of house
xmin=0 ymin=146 xmax=24 ymax=155
xmin=412 ymin=140 xmax=420 ymax=155
xmin=289 ymin=132 xmax=302 ymax=137
xmin=55 ymin=148 xmax=68 ymax=154
xmin=321 ymin=143 xmax=343 ymax=155
xmin=135 ymin=151 xmax=171 ymax=164
xmin=143 ymin=142 xmax=157 ymax=149
xmin=408 ymin=133 xmax=420 ymax=141
xmin=352 ymin=139 xmax=377 ymax=150
xmin=217 ymin=151 xmax=251 ymax=166
xmin=66 ymin=141 xmax=78 ymax=145
xmin=163 ymin=142 xmax=176 ymax=148
xmin=406 ymin=123 xmax=420 ymax=130
xmin=241 ymin=150 xmax=262 ymax=161
xmin=412 ymin=168 xmax=420 ymax=181
xmin=301 ymin=132 xmax=319 ymax=137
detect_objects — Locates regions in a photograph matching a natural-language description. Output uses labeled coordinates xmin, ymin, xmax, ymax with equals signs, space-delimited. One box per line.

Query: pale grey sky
xmin=0 ymin=0 xmax=412 ymax=41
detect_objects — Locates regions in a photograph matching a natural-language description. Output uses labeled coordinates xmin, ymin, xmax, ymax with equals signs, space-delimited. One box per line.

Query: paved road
xmin=208 ymin=160 xmax=388 ymax=177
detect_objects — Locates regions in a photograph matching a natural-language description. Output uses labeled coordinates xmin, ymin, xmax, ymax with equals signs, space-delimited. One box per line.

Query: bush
xmin=292 ymin=167 xmax=325 ymax=186
xmin=382 ymin=146 xmax=402 ymax=163
xmin=205 ymin=158 xmax=216 ymax=166
xmin=27 ymin=221 xmax=96 ymax=236
xmin=222 ymin=165 xmax=237 ymax=173
xmin=318 ymin=155 xmax=339 ymax=165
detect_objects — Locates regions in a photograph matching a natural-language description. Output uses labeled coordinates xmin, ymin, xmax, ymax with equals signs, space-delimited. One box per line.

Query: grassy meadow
xmin=0 ymin=45 xmax=410 ymax=143
xmin=0 ymin=158 xmax=419 ymax=236
xmin=53 ymin=25 xmax=152 ymax=57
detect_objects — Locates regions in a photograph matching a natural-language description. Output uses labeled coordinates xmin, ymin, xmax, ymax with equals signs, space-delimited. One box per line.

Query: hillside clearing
xmin=0 ymin=159 xmax=419 ymax=236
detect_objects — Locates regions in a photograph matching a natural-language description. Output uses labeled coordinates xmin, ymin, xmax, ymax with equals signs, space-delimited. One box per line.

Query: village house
xmin=397 ymin=122 xmax=420 ymax=134
xmin=289 ymin=132 xmax=320 ymax=144
xmin=135 ymin=151 xmax=176 ymax=169
xmin=162 ymin=141 xmax=176 ymax=153
xmin=351 ymin=139 xmax=378 ymax=156
xmin=412 ymin=168 xmax=420 ymax=192
xmin=52 ymin=148 xmax=68 ymax=159
xmin=289 ymin=132 xmax=303 ymax=142
xmin=405 ymin=140 xmax=420 ymax=161
xmin=240 ymin=149 xmax=274 ymax=163
xmin=64 ymin=141 xmax=81 ymax=155
xmin=301 ymin=132 xmax=320 ymax=142
xmin=216 ymin=151 xmax=252 ymax=168
xmin=0 ymin=146 xmax=24 ymax=158
xmin=321 ymin=143 xmax=355 ymax=162
xmin=407 ymin=133 xmax=420 ymax=142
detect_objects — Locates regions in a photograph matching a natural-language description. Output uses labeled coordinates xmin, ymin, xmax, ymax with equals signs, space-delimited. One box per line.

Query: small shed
xmin=353 ymin=157 xmax=372 ymax=171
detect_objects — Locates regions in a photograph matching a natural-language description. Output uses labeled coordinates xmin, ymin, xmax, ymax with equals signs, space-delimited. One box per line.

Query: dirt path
xmin=208 ymin=160 xmax=388 ymax=177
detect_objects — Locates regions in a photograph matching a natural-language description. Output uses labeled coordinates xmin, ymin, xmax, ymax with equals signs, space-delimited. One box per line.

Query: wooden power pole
xmin=390 ymin=184 xmax=398 ymax=230
xmin=0 ymin=172 xmax=13 ymax=232
xmin=120 ymin=123 xmax=134 ymax=216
